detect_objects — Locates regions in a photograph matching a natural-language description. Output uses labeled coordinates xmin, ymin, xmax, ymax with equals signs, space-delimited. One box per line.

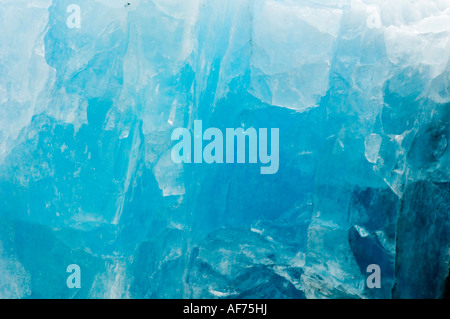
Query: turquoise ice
xmin=0 ymin=0 xmax=449 ymax=298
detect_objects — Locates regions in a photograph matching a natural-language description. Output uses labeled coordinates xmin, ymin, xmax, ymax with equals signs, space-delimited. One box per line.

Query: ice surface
xmin=0 ymin=0 xmax=449 ymax=298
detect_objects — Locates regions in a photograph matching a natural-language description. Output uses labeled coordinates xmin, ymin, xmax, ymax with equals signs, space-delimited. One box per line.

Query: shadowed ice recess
xmin=0 ymin=0 xmax=449 ymax=298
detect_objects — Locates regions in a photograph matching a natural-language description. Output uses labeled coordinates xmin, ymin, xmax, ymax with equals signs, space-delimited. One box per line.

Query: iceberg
xmin=0 ymin=0 xmax=448 ymax=299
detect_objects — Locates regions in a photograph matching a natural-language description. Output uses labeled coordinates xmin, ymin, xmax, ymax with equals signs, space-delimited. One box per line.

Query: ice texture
xmin=0 ymin=0 xmax=449 ymax=298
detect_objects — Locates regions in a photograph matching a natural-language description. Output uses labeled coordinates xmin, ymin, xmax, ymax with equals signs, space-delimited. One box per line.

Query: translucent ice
xmin=0 ymin=0 xmax=449 ymax=299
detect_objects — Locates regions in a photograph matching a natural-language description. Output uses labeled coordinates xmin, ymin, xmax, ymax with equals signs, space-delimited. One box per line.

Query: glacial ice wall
xmin=0 ymin=0 xmax=449 ymax=298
